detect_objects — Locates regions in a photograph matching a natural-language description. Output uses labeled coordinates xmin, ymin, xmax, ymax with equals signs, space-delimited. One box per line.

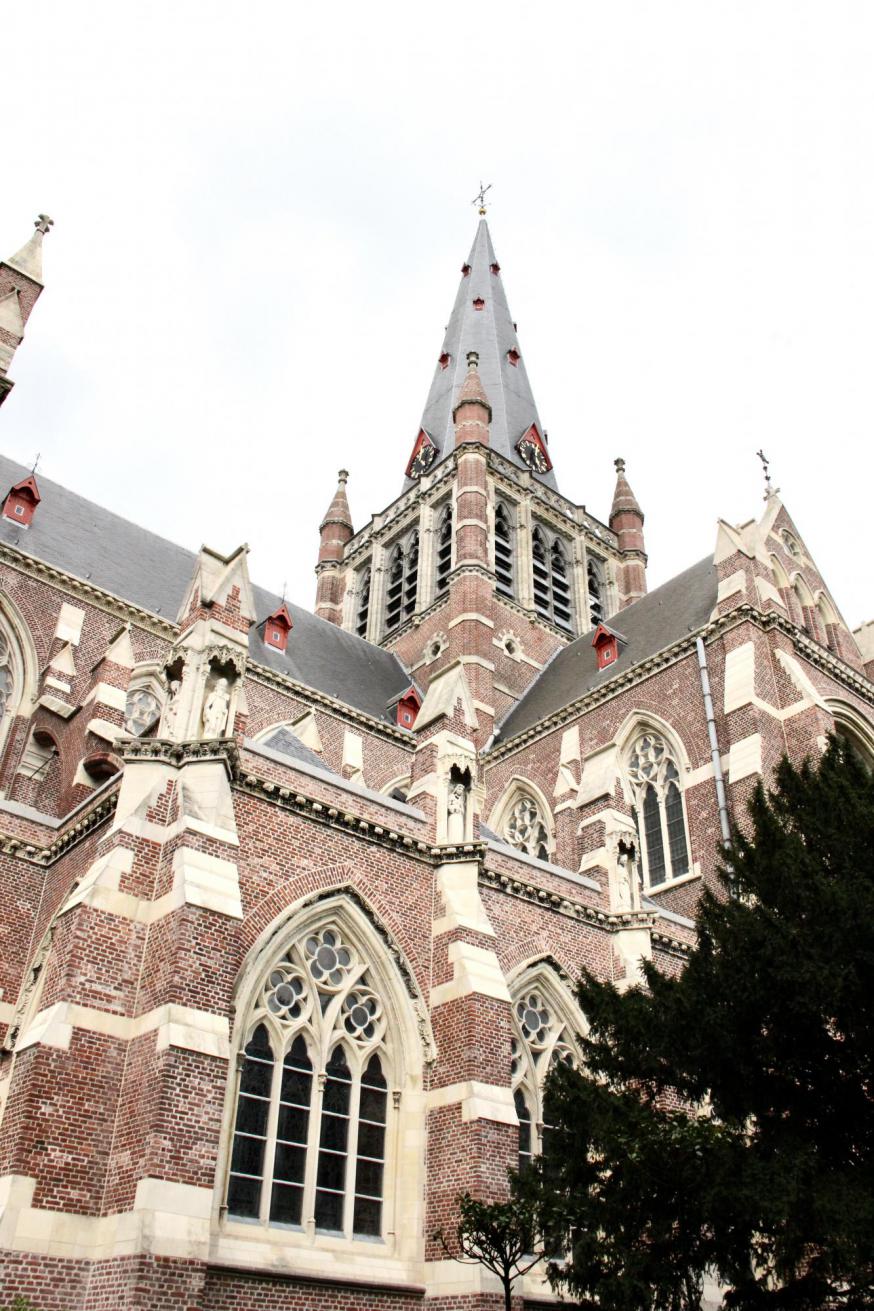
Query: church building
xmin=0 ymin=210 xmax=872 ymax=1309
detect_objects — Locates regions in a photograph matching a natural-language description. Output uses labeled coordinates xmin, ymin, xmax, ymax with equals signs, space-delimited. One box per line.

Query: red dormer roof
xmin=394 ymin=685 xmax=422 ymax=729
xmin=592 ymin=622 xmax=624 ymax=671
xmin=2 ymin=473 xmax=41 ymax=526
xmin=264 ymin=602 xmax=293 ymax=652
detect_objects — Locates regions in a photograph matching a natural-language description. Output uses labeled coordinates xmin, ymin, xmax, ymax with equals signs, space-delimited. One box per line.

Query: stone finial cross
xmin=34 ymin=215 xmax=54 ymax=236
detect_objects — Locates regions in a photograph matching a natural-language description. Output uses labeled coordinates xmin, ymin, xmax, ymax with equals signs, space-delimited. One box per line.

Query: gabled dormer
xmin=2 ymin=473 xmax=41 ymax=526
xmin=263 ymin=602 xmax=293 ymax=653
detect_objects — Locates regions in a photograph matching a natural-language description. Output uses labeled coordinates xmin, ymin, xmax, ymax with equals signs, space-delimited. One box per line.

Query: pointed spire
xmin=319 ymin=468 xmax=353 ymax=533
xmin=610 ymin=457 xmax=644 ymax=525
xmin=315 ymin=471 xmax=354 ymax=625
xmin=609 ymin=458 xmax=647 ymax=608
xmin=409 ymin=218 xmax=555 ymax=488
xmin=6 ymin=215 xmax=53 ymax=285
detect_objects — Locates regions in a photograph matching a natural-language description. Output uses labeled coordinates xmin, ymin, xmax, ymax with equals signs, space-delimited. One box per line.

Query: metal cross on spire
xmin=472 ymin=181 xmax=492 ymax=216
xmin=756 ymin=449 xmax=778 ymax=501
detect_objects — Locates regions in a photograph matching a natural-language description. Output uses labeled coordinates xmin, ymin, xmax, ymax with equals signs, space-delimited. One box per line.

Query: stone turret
xmin=610 ymin=457 xmax=647 ymax=607
xmin=0 ymin=215 xmax=53 ymax=409
xmin=315 ymin=469 xmax=354 ymax=625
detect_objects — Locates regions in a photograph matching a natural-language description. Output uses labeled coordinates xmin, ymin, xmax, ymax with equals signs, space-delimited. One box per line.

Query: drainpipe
xmin=696 ymin=636 xmax=732 ymax=846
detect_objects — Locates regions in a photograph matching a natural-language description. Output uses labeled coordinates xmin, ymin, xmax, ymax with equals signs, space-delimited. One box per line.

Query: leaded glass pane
xmin=643 ymin=784 xmax=666 ymax=885
xmin=665 ymin=781 xmax=689 ymax=876
xmin=315 ymin=1047 xmax=351 ymax=1231
xmin=353 ymin=1054 xmax=387 ymax=1237
xmin=228 ymin=1024 xmax=273 ymax=1218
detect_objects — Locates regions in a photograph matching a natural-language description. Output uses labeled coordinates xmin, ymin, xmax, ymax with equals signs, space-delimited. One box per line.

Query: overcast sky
xmin=2 ymin=2 xmax=873 ymax=629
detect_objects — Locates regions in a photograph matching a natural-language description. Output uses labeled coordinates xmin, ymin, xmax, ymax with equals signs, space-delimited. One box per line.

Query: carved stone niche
xmin=199 ymin=650 xmax=243 ymax=741
xmin=123 ymin=661 xmax=166 ymax=738
xmin=605 ymin=817 xmax=642 ymax=914
xmin=446 ymin=764 xmax=472 ymax=845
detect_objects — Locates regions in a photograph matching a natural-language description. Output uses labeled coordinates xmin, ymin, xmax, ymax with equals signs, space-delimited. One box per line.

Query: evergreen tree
xmin=526 ymin=738 xmax=874 ymax=1310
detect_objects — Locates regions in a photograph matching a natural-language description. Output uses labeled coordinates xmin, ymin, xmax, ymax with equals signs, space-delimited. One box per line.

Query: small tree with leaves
xmin=524 ymin=738 xmax=874 ymax=1311
xmin=434 ymin=1190 xmax=545 ymax=1311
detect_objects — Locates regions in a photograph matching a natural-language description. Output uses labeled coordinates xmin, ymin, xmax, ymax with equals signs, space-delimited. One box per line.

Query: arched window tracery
xmin=532 ymin=526 xmax=573 ymax=631
xmin=626 ymin=731 xmax=691 ymax=888
xmin=226 ymin=921 xmax=394 ymax=1238
xmin=510 ymin=974 xmax=579 ymax=1171
xmin=503 ymin=794 xmax=551 ymax=863
xmin=0 ymin=601 xmax=37 ymax=769
xmin=494 ymin=502 xmax=515 ymax=600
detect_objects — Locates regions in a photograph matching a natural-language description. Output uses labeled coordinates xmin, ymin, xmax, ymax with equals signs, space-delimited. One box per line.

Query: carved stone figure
xmin=447 ymin=780 xmax=467 ymax=842
xmin=615 ymin=838 xmax=641 ymax=912
xmin=202 ymin=677 xmax=231 ymax=738
xmin=163 ymin=678 xmax=182 ymax=737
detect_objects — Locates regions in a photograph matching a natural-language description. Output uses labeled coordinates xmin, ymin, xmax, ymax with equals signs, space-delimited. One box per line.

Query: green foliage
xmin=434 ymin=1189 xmax=544 ymax=1311
xmin=2 ymin=1298 xmax=40 ymax=1311
xmin=525 ymin=738 xmax=874 ymax=1311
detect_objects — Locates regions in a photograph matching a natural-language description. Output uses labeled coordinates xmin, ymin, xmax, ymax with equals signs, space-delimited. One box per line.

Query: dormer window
xmin=506 ymin=349 xmax=520 ymax=367
xmin=2 ymin=474 xmax=41 ymax=527
xmin=461 ymin=263 xmax=471 ymax=277
xmin=394 ymin=687 xmax=422 ymax=729
xmin=472 ymin=298 xmax=485 ymax=311
xmin=490 ymin=262 xmax=501 ymax=275
xmin=592 ymin=623 xmax=621 ymax=671
xmin=264 ymin=603 xmax=293 ymax=653
xmin=438 ymin=352 xmax=450 ymax=370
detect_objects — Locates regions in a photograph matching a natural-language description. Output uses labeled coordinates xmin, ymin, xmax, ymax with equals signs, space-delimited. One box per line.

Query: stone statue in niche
xmin=163 ymin=679 xmax=183 ymax=738
xmin=615 ymin=837 xmax=641 ymax=912
xmin=202 ymin=677 xmax=231 ymax=739
xmin=447 ymin=779 xmax=467 ymax=844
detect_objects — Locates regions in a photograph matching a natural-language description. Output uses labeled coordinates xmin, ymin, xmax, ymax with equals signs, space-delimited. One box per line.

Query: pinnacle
xmin=610 ymin=457 xmax=644 ymax=525
xmin=320 ymin=469 xmax=353 ymax=531
xmin=5 ymin=215 xmax=53 ymax=285
xmin=453 ymin=351 xmax=492 ymax=420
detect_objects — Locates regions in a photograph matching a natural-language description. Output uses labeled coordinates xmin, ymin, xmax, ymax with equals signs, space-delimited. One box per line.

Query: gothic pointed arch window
xmin=490 ymin=780 xmax=554 ymax=863
xmin=532 ymin=526 xmax=574 ymax=632
xmin=384 ymin=529 xmax=420 ymax=633
xmin=225 ymin=910 xmax=423 ymax=1242
xmin=494 ymin=501 xmax=515 ymax=600
xmin=510 ymin=969 xmax=581 ymax=1171
xmin=0 ymin=599 xmax=36 ymax=765
xmin=435 ymin=504 xmax=453 ymax=594
xmin=587 ymin=555 xmax=605 ymax=627
xmin=626 ymin=731 xmax=690 ymax=888
xmin=356 ymin=567 xmax=371 ymax=639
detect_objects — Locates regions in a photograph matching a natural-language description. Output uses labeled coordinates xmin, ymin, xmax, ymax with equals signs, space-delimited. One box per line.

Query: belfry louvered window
xmin=355 ymin=567 xmax=371 ymax=638
xmin=494 ymin=502 xmax=514 ymax=599
xmin=587 ymin=556 xmax=605 ymax=626
xmin=226 ymin=924 xmax=391 ymax=1238
xmin=532 ymin=526 xmax=573 ymax=631
xmin=435 ymin=505 xmax=452 ymax=593
xmin=627 ymin=732 xmax=690 ymax=889
xmin=384 ymin=531 xmax=419 ymax=632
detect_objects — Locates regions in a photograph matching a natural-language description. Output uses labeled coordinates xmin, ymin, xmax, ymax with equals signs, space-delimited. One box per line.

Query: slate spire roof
xmin=409 ymin=220 xmax=557 ymax=490
xmin=5 ymin=215 xmax=53 ymax=285
xmin=610 ymin=457 xmax=644 ymax=524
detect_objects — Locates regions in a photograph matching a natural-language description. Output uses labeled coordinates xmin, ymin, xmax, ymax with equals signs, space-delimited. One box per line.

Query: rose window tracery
xmin=305 ymin=928 xmax=353 ymax=988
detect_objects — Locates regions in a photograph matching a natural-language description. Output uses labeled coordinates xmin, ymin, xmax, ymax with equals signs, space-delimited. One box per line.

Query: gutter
xmin=695 ymin=636 xmax=732 ymax=845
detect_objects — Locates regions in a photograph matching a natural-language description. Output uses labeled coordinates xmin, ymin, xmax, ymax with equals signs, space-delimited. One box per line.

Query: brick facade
xmin=0 ymin=213 xmax=871 ymax=1308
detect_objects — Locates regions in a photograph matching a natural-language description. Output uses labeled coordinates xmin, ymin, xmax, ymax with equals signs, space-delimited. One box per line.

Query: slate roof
xmin=495 ymin=556 xmax=718 ymax=743
xmin=406 ymin=220 xmax=558 ymax=492
xmin=0 ymin=455 xmax=411 ymax=722
xmin=257 ymin=726 xmax=333 ymax=773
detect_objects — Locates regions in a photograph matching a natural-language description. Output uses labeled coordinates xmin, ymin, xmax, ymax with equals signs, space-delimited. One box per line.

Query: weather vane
xmin=31 ymin=452 xmax=40 ymax=476
xmin=472 ymin=181 xmax=492 ymax=216
xmin=756 ymin=449 xmax=778 ymax=501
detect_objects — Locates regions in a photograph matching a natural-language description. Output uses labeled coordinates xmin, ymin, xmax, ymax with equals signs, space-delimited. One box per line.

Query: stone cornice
xmin=234 ymin=766 xmax=434 ymax=864
xmin=121 ymin=735 xmax=241 ymax=778
xmin=0 ymin=542 xmax=178 ymax=640
xmin=0 ymin=787 xmax=118 ymax=867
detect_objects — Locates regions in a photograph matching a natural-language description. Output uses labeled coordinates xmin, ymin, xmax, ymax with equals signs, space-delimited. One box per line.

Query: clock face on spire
xmin=406 ymin=429 xmax=438 ymax=480
xmin=516 ymin=424 xmax=552 ymax=474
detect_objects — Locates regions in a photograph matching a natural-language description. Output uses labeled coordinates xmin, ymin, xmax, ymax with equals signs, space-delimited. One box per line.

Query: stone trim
xmin=16 ymin=1000 xmax=230 ymax=1058
xmin=425 ymin=1079 xmax=518 ymax=1124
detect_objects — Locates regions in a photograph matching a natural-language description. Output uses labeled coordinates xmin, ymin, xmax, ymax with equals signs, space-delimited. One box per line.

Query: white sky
xmin=2 ymin=2 xmax=873 ymax=628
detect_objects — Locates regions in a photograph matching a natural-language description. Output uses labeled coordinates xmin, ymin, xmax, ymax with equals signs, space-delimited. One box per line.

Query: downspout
xmin=696 ymin=636 xmax=732 ymax=846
